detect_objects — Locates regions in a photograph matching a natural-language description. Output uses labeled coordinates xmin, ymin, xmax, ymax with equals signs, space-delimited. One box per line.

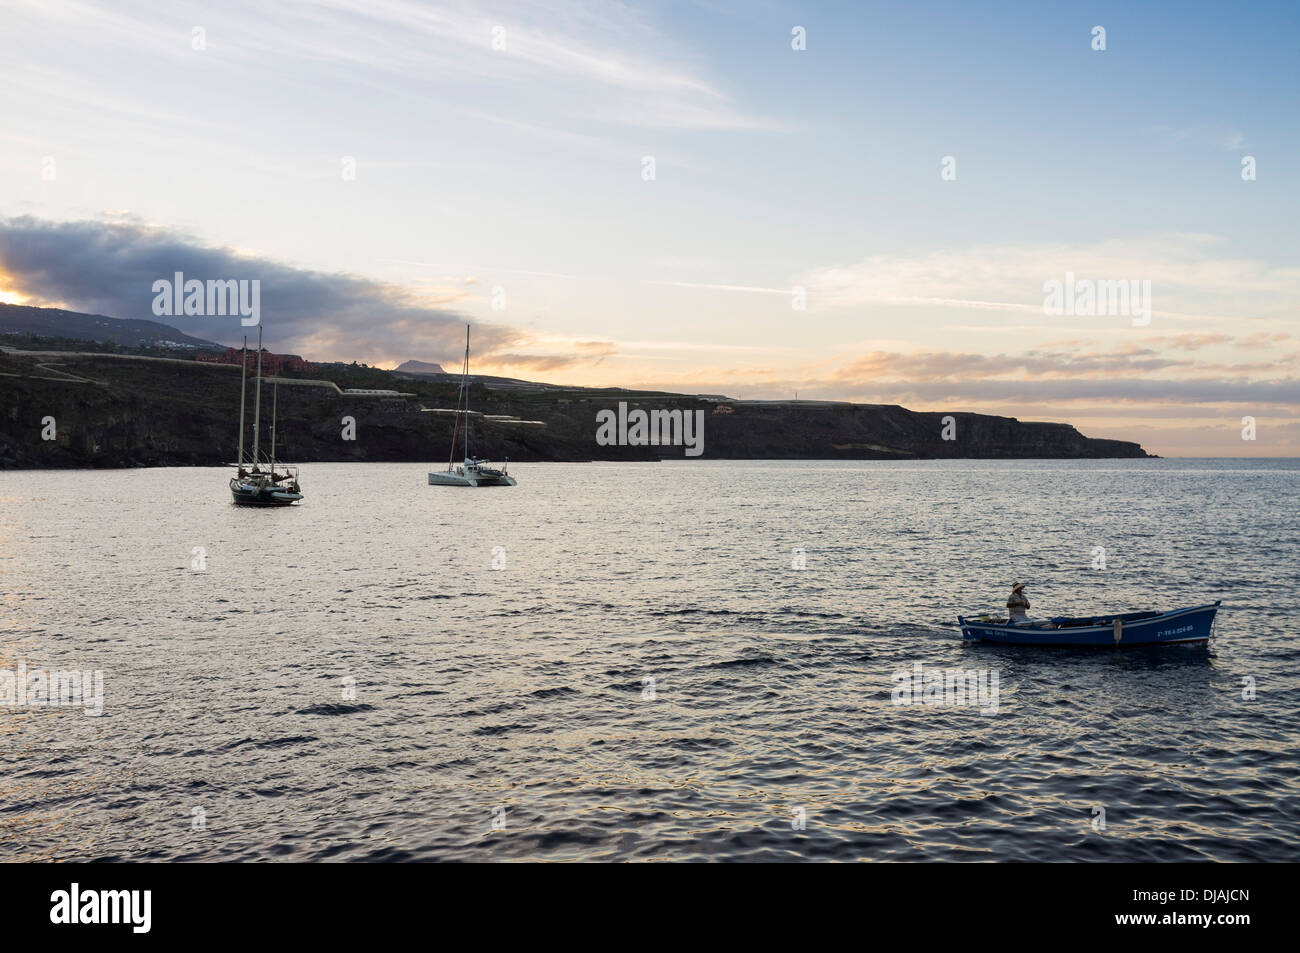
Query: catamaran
xmin=428 ymin=325 xmax=516 ymax=487
xmin=229 ymin=326 xmax=304 ymax=506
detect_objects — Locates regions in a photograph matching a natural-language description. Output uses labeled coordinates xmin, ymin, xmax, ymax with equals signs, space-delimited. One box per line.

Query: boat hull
xmin=958 ymin=602 xmax=1219 ymax=647
xmin=230 ymin=479 xmax=303 ymax=506
xmin=428 ymin=467 xmax=516 ymax=487
xmin=427 ymin=473 xmax=516 ymax=487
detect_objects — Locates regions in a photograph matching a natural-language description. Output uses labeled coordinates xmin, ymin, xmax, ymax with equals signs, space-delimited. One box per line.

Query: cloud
xmin=830 ymin=376 xmax=1300 ymax=408
xmin=822 ymin=340 xmax=1300 ymax=407
xmin=489 ymin=351 xmax=611 ymax=372
xmin=799 ymin=234 xmax=1300 ymax=321
xmin=824 ymin=343 xmax=1300 ymax=384
xmin=1145 ymin=333 xmax=1231 ymax=351
xmin=830 ymin=347 xmax=1189 ymax=382
xmin=483 ymin=339 xmax=618 ymax=372
xmin=1234 ymin=331 xmax=1292 ymax=349
xmin=0 ymin=214 xmax=528 ymax=362
xmin=616 ymin=337 xmax=1300 ymax=419
xmin=1150 ymin=124 xmax=1250 ymax=151
xmin=2 ymin=0 xmax=781 ymax=134
xmin=632 ymin=367 xmax=1300 ymax=412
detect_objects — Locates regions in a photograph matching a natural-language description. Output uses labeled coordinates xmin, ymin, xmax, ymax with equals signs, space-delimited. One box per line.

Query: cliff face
xmin=0 ymin=350 xmax=1151 ymax=468
xmin=696 ymin=403 xmax=1148 ymax=459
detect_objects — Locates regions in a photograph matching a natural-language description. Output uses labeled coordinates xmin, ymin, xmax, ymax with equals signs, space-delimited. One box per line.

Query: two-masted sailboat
xmin=428 ymin=325 xmax=516 ymax=487
xmin=230 ymin=326 xmax=304 ymax=506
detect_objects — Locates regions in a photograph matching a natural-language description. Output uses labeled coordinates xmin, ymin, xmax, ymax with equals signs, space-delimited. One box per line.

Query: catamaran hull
xmin=427 ymin=472 xmax=517 ymax=487
xmin=230 ymin=481 xmax=303 ymax=506
xmin=957 ymin=602 xmax=1219 ymax=647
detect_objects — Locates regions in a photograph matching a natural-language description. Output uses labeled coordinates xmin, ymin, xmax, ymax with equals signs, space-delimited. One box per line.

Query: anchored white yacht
xmin=428 ymin=325 xmax=517 ymax=487
xmin=229 ymin=327 xmax=304 ymax=506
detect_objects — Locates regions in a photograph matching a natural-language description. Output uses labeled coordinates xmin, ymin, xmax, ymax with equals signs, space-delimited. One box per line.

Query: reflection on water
xmin=0 ymin=460 xmax=1297 ymax=861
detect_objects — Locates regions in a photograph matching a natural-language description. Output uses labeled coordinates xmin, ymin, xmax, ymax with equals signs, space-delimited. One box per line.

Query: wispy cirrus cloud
xmin=824 ymin=345 xmax=1298 ymax=395
xmin=1151 ymin=123 xmax=1250 ymax=151
xmin=798 ymin=234 xmax=1300 ymax=322
xmin=0 ymin=0 xmax=781 ymax=135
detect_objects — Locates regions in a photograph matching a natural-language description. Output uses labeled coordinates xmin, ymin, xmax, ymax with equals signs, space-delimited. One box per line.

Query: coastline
xmin=1 ymin=347 xmax=1153 ymax=468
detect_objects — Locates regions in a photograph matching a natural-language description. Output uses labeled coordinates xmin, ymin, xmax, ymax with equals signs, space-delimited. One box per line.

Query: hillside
xmin=0 ymin=303 xmax=222 ymax=350
xmin=0 ymin=346 xmax=1151 ymax=468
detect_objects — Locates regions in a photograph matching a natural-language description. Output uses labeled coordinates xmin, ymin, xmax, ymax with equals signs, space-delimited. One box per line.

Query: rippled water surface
xmin=1 ymin=459 xmax=1297 ymax=861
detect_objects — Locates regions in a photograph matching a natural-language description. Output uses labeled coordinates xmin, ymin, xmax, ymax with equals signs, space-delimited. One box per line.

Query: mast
xmin=462 ymin=324 xmax=470 ymax=461
xmin=237 ymin=335 xmax=248 ymax=469
xmin=270 ymin=381 xmax=278 ymax=476
xmin=446 ymin=396 xmax=459 ymax=471
xmin=448 ymin=324 xmax=470 ymax=468
xmin=252 ymin=325 xmax=264 ymax=469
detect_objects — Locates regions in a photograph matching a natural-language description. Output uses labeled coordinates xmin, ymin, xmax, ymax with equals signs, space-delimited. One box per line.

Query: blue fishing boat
xmin=957 ymin=602 xmax=1220 ymax=647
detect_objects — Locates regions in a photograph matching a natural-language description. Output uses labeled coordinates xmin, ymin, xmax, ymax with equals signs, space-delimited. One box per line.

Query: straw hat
xmin=1011 ymin=582 xmax=1026 ymax=592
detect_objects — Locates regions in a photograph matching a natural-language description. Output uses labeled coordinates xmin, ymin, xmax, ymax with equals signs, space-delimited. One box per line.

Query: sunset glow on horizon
xmin=1 ymin=1 xmax=1295 ymax=456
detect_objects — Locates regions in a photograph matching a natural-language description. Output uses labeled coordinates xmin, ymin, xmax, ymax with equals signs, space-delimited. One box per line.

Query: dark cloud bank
xmin=0 ymin=215 xmax=519 ymax=363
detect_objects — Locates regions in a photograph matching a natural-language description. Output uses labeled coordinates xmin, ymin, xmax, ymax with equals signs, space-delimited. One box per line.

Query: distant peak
xmin=393 ymin=359 xmax=446 ymax=375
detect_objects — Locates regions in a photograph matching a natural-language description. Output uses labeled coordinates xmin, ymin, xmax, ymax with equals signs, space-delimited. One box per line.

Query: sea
xmin=1 ymin=459 xmax=1297 ymax=861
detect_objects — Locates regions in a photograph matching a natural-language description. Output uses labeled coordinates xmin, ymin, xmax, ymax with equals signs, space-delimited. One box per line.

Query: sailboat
xmin=428 ymin=325 xmax=517 ymax=487
xmin=229 ymin=326 xmax=304 ymax=506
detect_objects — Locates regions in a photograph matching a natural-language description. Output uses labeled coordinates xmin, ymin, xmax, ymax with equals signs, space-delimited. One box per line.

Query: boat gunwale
xmin=957 ymin=601 xmax=1220 ymax=636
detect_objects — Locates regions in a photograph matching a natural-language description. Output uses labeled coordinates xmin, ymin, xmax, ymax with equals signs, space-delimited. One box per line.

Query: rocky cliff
xmin=0 ymin=349 xmax=1151 ymax=468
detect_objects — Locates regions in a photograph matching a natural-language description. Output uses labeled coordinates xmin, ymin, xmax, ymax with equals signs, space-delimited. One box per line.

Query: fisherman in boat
xmin=1007 ymin=582 xmax=1031 ymax=624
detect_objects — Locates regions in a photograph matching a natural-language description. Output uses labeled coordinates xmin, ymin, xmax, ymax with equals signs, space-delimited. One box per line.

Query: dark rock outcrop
xmin=0 ymin=350 xmax=1151 ymax=469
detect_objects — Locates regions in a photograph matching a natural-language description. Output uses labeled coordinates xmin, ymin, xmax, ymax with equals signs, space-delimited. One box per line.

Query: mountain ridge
xmin=0 ymin=304 xmax=1154 ymax=465
xmin=0 ymin=302 xmax=223 ymax=350
xmin=392 ymin=359 xmax=447 ymax=375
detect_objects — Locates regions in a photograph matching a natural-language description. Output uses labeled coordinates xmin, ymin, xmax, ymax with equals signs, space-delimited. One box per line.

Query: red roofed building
xmin=197 ymin=348 xmax=316 ymax=374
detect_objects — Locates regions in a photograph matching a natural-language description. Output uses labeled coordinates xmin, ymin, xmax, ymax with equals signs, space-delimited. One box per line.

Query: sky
xmin=0 ymin=0 xmax=1296 ymax=456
